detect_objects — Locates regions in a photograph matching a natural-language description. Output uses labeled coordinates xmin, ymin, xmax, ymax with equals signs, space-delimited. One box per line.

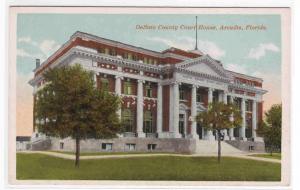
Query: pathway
xmin=19 ymin=151 xmax=281 ymax=163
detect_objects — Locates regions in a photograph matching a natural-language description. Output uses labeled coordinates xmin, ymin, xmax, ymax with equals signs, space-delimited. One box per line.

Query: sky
xmin=16 ymin=14 xmax=282 ymax=136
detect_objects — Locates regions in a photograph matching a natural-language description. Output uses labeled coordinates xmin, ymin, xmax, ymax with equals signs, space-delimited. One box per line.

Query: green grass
xmin=249 ymin=153 xmax=281 ymax=160
xmin=17 ymin=153 xmax=281 ymax=181
xmin=47 ymin=150 xmax=180 ymax=156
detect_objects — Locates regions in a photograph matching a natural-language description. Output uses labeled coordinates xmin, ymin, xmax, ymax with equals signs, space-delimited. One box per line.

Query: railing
xmin=145 ymin=133 xmax=157 ymax=138
xmin=123 ymin=132 xmax=137 ymax=138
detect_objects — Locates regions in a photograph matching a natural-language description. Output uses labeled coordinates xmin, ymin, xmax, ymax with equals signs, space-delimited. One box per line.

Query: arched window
xmin=122 ymin=109 xmax=134 ymax=132
xmin=143 ymin=111 xmax=153 ymax=133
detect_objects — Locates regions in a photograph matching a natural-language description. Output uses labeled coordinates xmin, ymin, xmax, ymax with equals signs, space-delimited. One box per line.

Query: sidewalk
xmin=20 ymin=151 xmax=281 ymax=163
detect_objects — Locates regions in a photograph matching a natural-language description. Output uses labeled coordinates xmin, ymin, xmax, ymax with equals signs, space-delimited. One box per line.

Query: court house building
xmin=29 ymin=31 xmax=267 ymax=153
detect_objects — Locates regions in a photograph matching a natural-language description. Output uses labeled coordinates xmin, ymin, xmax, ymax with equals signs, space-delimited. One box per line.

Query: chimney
xmin=35 ymin=59 xmax=40 ymax=69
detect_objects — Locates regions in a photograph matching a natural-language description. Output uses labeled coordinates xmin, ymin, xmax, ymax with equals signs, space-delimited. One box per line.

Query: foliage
xmin=256 ymin=104 xmax=282 ymax=154
xmin=196 ymin=102 xmax=242 ymax=162
xmin=35 ymin=64 xmax=122 ymax=167
xmin=196 ymin=102 xmax=242 ymax=131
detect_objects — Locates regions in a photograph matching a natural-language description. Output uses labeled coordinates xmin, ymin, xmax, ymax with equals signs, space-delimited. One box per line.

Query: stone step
xmin=195 ymin=140 xmax=244 ymax=155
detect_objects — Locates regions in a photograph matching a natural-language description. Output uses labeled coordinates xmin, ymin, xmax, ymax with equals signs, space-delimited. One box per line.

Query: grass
xmin=17 ymin=153 xmax=281 ymax=181
xmin=249 ymin=153 xmax=281 ymax=160
xmin=47 ymin=150 xmax=180 ymax=156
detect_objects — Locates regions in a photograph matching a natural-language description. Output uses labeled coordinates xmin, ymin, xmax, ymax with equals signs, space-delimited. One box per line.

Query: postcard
xmin=8 ymin=6 xmax=290 ymax=188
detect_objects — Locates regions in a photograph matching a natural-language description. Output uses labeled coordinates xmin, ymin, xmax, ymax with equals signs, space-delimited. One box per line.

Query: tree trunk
xmin=217 ymin=129 xmax=221 ymax=163
xmin=75 ymin=135 xmax=80 ymax=168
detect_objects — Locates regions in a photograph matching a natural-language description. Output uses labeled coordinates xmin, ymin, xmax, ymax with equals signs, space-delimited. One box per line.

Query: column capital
xmin=192 ymin=84 xmax=198 ymax=89
xmin=115 ymin=75 xmax=123 ymax=80
xmin=137 ymin=79 xmax=145 ymax=83
xmin=208 ymin=87 xmax=214 ymax=92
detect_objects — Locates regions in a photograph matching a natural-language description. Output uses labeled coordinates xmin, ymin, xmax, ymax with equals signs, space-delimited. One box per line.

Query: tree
xmin=35 ymin=64 xmax=122 ymax=167
xmin=256 ymin=104 xmax=282 ymax=155
xmin=196 ymin=102 xmax=242 ymax=163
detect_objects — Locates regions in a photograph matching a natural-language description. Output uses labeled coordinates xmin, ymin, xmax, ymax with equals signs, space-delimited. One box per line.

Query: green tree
xmin=257 ymin=104 xmax=282 ymax=155
xmin=196 ymin=102 xmax=242 ymax=163
xmin=35 ymin=64 xmax=122 ymax=167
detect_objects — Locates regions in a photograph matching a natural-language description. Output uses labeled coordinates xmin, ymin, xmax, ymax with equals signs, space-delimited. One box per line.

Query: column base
xmin=229 ymin=136 xmax=235 ymax=141
xmin=189 ymin=134 xmax=199 ymax=139
xmin=240 ymin=137 xmax=247 ymax=141
xmin=137 ymin=132 xmax=146 ymax=138
xmin=205 ymin=135 xmax=215 ymax=141
xmin=173 ymin=133 xmax=182 ymax=138
xmin=253 ymin=137 xmax=264 ymax=142
xmin=223 ymin=136 xmax=230 ymax=140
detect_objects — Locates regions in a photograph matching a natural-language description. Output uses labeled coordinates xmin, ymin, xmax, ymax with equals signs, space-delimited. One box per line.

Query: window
xmin=122 ymin=109 xmax=134 ymax=132
xmin=60 ymin=142 xmax=64 ymax=150
xmin=145 ymin=85 xmax=152 ymax=97
xmin=143 ymin=57 xmax=148 ymax=64
xmin=128 ymin=53 xmax=132 ymax=60
xmin=102 ymin=143 xmax=113 ymax=151
xmin=101 ymin=78 xmax=109 ymax=91
xmin=125 ymin=143 xmax=136 ymax=151
xmin=179 ymin=89 xmax=185 ymax=100
xmin=124 ymin=81 xmax=132 ymax=95
xmin=123 ymin=52 xmax=128 ymax=59
xmin=196 ymin=93 xmax=203 ymax=102
xmin=110 ymin=49 xmax=116 ymax=56
xmin=148 ymin=58 xmax=153 ymax=64
xmin=144 ymin=111 xmax=154 ymax=133
xmin=148 ymin=144 xmax=156 ymax=151
xmin=246 ymin=101 xmax=252 ymax=112
xmin=132 ymin=54 xmax=138 ymax=61
xmin=104 ymin=48 xmax=109 ymax=54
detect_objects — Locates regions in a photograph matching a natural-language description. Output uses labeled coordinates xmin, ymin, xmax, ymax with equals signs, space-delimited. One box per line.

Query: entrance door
xmin=179 ymin=114 xmax=185 ymax=138
xmin=197 ymin=123 xmax=202 ymax=139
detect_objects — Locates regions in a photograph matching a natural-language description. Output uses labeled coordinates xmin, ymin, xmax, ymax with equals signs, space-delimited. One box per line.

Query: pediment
xmin=176 ymin=55 xmax=232 ymax=79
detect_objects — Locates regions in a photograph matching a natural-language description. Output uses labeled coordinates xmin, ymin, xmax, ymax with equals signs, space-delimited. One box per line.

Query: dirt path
xmin=19 ymin=151 xmax=281 ymax=163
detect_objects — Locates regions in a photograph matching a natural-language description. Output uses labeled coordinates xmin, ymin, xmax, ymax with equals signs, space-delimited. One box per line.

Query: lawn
xmin=47 ymin=150 xmax=180 ymax=156
xmin=17 ymin=153 xmax=281 ymax=181
xmin=249 ymin=153 xmax=281 ymax=160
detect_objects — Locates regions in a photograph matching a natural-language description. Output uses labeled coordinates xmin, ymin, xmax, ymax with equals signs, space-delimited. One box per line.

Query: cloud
xmin=17 ymin=48 xmax=43 ymax=59
xmin=17 ymin=37 xmax=61 ymax=60
xmin=18 ymin=36 xmax=38 ymax=46
xmin=147 ymin=36 xmax=225 ymax=59
xmin=225 ymin=63 xmax=247 ymax=74
xmin=39 ymin=40 xmax=61 ymax=57
xmin=247 ymin=43 xmax=280 ymax=60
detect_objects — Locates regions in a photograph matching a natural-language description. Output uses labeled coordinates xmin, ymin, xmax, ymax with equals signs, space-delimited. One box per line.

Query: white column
xmin=229 ymin=96 xmax=235 ymax=140
xmin=191 ymin=85 xmax=198 ymax=138
xmin=240 ymin=98 xmax=246 ymax=140
xmin=169 ymin=85 xmax=174 ymax=135
xmin=157 ymin=83 xmax=163 ymax=136
xmin=173 ymin=82 xmax=181 ymax=138
xmin=208 ymin=88 xmax=213 ymax=103
xmin=137 ymin=80 xmax=145 ymax=137
xmin=115 ymin=76 xmax=122 ymax=119
xmin=222 ymin=91 xmax=229 ymax=140
xmin=252 ymin=100 xmax=257 ymax=139
xmin=223 ymin=92 xmax=228 ymax=104
xmin=93 ymin=73 xmax=97 ymax=88
xmin=206 ymin=88 xmax=215 ymax=141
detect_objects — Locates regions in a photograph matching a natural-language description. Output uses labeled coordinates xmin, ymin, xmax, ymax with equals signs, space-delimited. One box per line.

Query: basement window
xmin=60 ymin=142 xmax=64 ymax=150
xmin=125 ymin=143 xmax=136 ymax=151
xmin=147 ymin=144 xmax=156 ymax=151
xmin=102 ymin=143 xmax=113 ymax=151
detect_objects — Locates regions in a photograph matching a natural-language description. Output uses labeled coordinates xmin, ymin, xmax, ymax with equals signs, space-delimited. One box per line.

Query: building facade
xmin=29 ymin=31 xmax=267 ymax=153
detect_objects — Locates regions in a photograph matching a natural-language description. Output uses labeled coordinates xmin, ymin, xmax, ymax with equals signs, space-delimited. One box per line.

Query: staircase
xmin=30 ymin=138 xmax=51 ymax=151
xmin=195 ymin=140 xmax=244 ymax=155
